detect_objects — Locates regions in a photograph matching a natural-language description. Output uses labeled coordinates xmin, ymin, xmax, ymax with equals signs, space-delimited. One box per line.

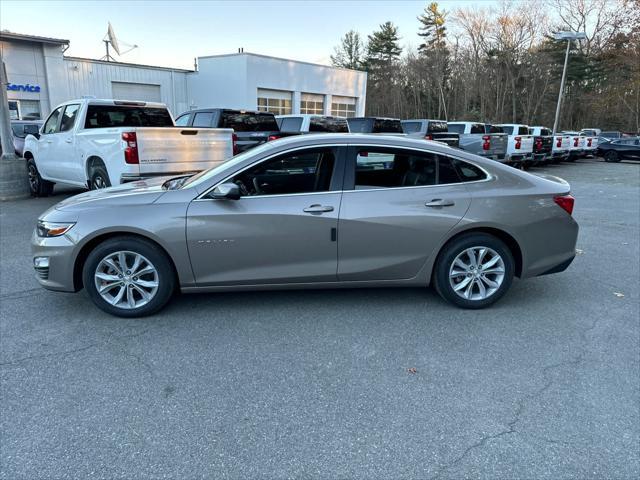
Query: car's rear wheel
xmin=434 ymin=233 xmax=515 ymax=309
xmin=27 ymin=158 xmax=54 ymax=197
xmin=90 ymin=165 xmax=111 ymax=190
xmin=82 ymin=237 xmax=175 ymax=317
xmin=604 ymin=151 xmax=620 ymax=163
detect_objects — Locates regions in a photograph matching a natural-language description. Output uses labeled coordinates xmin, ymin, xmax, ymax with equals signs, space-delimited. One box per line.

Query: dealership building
xmin=0 ymin=31 xmax=367 ymax=121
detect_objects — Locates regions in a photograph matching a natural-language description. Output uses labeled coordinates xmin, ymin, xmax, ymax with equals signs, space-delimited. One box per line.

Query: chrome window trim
xmin=195 ymin=142 xmax=493 ymax=201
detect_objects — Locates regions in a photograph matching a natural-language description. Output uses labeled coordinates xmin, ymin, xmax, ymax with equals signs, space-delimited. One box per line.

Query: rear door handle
xmin=303 ymin=204 xmax=334 ymax=213
xmin=425 ymin=199 xmax=455 ymax=207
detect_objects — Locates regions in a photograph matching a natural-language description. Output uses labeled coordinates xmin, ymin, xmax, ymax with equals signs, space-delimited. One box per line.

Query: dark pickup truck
xmin=528 ymin=127 xmax=554 ymax=164
xmin=174 ymin=108 xmax=297 ymax=153
xmin=400 ymin=119 xmax=460 ymax=148
xmin=347 ymin=117 xmax=405 ymax=134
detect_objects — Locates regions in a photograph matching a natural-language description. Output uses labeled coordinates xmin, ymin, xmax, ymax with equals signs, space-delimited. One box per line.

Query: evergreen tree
xmin=366 ymin=21 xmax=402 ymax=68
xmin=417 ymin=2 xmax=447 ymax=53
xmin=331 ymin=30 xmax=365 ymax=70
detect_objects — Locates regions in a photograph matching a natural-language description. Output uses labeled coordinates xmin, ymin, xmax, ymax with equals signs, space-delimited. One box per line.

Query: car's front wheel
xmin=604 ymin=151 xmax=620 ymax=163
xmin=27 ymin=158 xmax=54 ymax=197
xmin=82 ymin=237 xmax=176 ymax=317
xmin=434 ymin=233 xmax=515 ymax=309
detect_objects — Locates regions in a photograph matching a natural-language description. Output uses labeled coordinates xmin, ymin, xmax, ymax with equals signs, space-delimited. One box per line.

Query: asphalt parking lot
xmin=1 ymin=158 xmax=638 ymax=479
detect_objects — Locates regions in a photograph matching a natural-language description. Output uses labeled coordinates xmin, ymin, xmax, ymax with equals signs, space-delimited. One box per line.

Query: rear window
xmin=279 ymin=117 xmax=303 ymax=132
xmin=447 ymin=124 xmax=465 ymax=134
xmin=372 ymin=119 xmax=403 ymax=133
xmin=500 ymin=126 xmax=514 ymax=135
xmin=220 ymin=112 xmax=279 ymax=132
xmin=401 ymin=121 xmax=423 ymax=134
xmin=309 ymin=117 xmax=348 ymax=133
xmin=470 ymin=124 xmax=484 ymax=134
xmin=518 ymin=126 xmax=529 ymax=135
xmin=84 ymin=105 xmax=173 ymax=128
xmin=427 ymin=121 xmax=448 ymax=133
xmin=541 ymin=128 xmax=551 ymax=136
xmin=486 ymin=125 xmax=504 ymax=133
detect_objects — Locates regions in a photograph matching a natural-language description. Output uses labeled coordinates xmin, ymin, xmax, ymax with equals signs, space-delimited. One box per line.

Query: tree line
xmin=330 ymin=0 xmax=639 ymax=132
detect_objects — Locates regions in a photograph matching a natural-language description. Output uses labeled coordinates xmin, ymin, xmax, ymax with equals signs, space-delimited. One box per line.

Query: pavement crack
xmin=0 ymin=343 xmax=100 ymax=367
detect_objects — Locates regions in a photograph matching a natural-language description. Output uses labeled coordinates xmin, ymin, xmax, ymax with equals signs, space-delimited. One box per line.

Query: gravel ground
xmin=1 ymin=158 xmax=638 ymax=479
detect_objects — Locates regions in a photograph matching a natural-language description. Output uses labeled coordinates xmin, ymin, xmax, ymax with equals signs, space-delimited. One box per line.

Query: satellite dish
xmin=107 ymin=22 xmax=121 ymax=56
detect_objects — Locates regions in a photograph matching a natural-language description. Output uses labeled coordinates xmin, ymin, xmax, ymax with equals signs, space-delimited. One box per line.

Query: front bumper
xmin=31 ymin=229 xmax=78 ymax=292
xmin=120 ymin=171 xmax=200 ymax=184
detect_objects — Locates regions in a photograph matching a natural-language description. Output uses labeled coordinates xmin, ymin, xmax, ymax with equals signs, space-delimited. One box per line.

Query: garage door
xmin=112 ymin=82 xmax=161 ymax=103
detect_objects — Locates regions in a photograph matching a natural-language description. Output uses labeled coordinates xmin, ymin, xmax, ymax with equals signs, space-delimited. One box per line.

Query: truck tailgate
xmin=136 ymin=128 xmax=233 ymax=176
xmin=487 ymin=133 xmax=507 ymax=156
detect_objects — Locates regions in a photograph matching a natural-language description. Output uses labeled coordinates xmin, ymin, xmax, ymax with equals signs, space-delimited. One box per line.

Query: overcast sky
xmin=1 ymin=0 xmax=508 ymax=69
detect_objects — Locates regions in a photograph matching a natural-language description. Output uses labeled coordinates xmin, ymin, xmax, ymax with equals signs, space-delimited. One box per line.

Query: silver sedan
xmin=32 ymin=134 xmax=579 ymax=317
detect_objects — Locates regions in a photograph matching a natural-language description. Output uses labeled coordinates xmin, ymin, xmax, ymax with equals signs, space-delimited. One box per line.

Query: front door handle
xmin=425 ymin=199 xmax=455 ymax=207
xmin=303 ymin=204 xmax=334 ymax=213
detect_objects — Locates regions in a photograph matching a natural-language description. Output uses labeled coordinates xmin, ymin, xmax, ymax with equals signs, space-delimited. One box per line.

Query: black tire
xmin=89 ymin=165 xmax=111 ymax=190
xmin=27 ymin=158 xmax=54 ymax=197
xmin=82 ymin=236 xmax=176 ymax=318
xmin=604 ymin=151 xmax=620 ymax=163
xmin=433 ymin=233 xmax=515 ymax=309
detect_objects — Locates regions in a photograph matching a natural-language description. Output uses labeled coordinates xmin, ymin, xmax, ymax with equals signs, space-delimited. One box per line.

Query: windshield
xmin=180 ymin=141 xmax=276 ymax=189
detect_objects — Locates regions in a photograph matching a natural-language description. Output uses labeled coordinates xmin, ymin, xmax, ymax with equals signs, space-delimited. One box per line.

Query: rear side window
xmin=372 ymin=119 xmax=403 ymax=133
xmin=174 ymin=114 xmax=190 ymax=126
xmin=309 ymin=117 xmax=348 ymax=133
xmin=401 ymin=121 xmax=423 ymax=134
xmin=487 ymin=125 xmax=503 ymax=133
xmin=193 ymin=112 xmax=214 ymax=127
xmin=447 ymin=124 xmax=465 ymax=134
xmin=279 ymin=117 xmax=303 ymax=132
xmin=84 ymin=105 xmax=173 ymax=128
xmin=453 ymin=159 xmax=487 ymax=182
xmin=518 ymin=126 xmax=529 ymax=135
xmin=470 ymin=124 xmax=484 ymax=134
xmin=427 ymin=122 xmax=448 ymax=133
xmin=220 ymin=112 xmax=279 ymax=132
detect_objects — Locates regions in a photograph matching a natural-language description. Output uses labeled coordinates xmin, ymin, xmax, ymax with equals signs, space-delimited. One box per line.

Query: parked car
xmin=580 ymin=131 xmax=599 ymax=157
xmin=447 ymin=121 xmax=507 ymax=161
xmin=175 ymin=108 xmax=295 ymax=153
xmin=32 ymin=134 xmax=579 ymax=317
xmin=400 ymin=119 xmax=460 ymax=147
xmin=10 ymin=120 xmax=42 ymax=156
xmin=275 ymin=114 xmax=348 ymax=133
xmin=495 ymin=124 xmax=535 ymax=166
xmin=561 ymin=131 xmax=586 ymax=160
xmin=23 ymin=99 xmax=234 ymax=196
xmin=597 ymin=137 xmax=640 ymax=162
xmin=347 ymin=117 xmax=404 ymax=134
xmin=528 ymin=126 xmax=554 ymax=164
xmin=550 ymin=133 xmax=572 ymax=163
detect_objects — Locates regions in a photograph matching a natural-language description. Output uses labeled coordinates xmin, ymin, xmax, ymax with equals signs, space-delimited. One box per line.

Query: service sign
xmin=6 ymin=83 xmax=41 ymax=93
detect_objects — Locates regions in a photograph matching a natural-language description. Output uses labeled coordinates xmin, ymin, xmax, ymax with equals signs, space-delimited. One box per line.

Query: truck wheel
xmin=604 ymin=151 xmax=620 ymax=163
xmin=90 ymin=165 xmax=111 ymax=190
xmin=27 ymin=158 xmax=54 ymax=197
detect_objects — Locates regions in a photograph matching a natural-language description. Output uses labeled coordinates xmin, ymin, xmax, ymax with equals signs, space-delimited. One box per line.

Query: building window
xmin=331 ymin=96 xmax=357 ymax=118
xmin=257 ymin=89 xmax=292 ymax=115
xmin=301 ymin=93 xmax=324 ymax=115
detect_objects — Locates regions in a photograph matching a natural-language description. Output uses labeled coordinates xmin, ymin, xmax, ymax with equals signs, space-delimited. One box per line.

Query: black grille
xmin=34 ymin=266 xmax=49 ymax=280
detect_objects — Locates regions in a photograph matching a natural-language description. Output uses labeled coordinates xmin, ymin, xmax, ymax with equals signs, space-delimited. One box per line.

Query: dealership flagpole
xmin=0 ymin=55 xmax=29 ymax=200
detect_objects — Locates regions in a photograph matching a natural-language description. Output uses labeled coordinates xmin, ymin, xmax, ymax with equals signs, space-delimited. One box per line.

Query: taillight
xmin=482 ymin=135 xmax=490 ymax=151
xmin=515 ymin=136 xmax=522 ymax=149
xmin=232 ymin=133 xmax=239 ymax=155
xmin=587 ymin=138 xmax=592 ymax=147
xmin=535 ymin=138 xmax=543 ymax=151
xmin=267 ymin=135 xmax=280 ymax=142
xmin=554 ymin=194 xmax=575 ymax=215
xmin=574 ymin=137 xmax=579 ymax=147
xmin=556 ymin=136 xmax=562 ymax=148
xmin=122 ymin=132 xmax=138 ymax=164
xmin=425 ymin=134 xmax=433 ymax=140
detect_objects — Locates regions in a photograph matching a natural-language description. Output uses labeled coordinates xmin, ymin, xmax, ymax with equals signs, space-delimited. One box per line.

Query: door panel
xmin=186 ymin=193 xmax=340 ymax=285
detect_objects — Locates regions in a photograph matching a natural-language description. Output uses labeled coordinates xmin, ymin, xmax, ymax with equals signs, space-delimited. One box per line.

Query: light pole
xmin=551 ymin=31 xmax=587 ymax=136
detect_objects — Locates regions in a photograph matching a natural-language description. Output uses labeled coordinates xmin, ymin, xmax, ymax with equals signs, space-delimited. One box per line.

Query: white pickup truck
xmin=561 ymin=131 xmax=586 ymax=161
xmin=24 ymin=99 xmax=234 ymax=196
xmin=495 ymin=124 xmax=534 ymax=166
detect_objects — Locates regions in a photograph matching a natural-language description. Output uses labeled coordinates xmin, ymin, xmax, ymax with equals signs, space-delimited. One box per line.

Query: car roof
xmin=402 ymin=119 xmax=447 ymax=123
xmin=276 ymin=114 xmax=344 ymax=120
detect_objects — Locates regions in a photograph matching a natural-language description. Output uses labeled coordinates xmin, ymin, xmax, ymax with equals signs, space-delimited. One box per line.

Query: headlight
xmin=37 ymin=221 xmax=75 ymax=237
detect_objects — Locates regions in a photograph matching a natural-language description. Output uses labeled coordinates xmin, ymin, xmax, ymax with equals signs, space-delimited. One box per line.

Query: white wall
xmin=188 ymin=53 xmax=367 ymax=115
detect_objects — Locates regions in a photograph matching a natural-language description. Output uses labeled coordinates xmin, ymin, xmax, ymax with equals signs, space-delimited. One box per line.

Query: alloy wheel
xmin=448 ymin=246 xmax=505 ymax=301
xmin=28 ymin=164 xmax=39 ymax=192
xmin=93 ymin=175 xmax=107 ymax=189
xmin=94 ymin=251 xmax=159 ymax=309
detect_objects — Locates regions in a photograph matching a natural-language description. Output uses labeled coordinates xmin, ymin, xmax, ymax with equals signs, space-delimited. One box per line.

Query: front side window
xmin=279 ymin=117 xmax=303 ymax=132
xmin=447 ymin=124 xmax=465 ymax=134
xmin=192 ymin=112 xmax=214 ymax=127
xmin=401 ymin=121 xmax=423 ymax=134
xmin=231 ymin=148 xmax=336 ymax=196
xmin=174 ymin=114 xmax=190 ymax=126
xmin=59 ymin=104 xmax=80 ymax=132
xmin=43 ymin=107 xmax=63 ymax=134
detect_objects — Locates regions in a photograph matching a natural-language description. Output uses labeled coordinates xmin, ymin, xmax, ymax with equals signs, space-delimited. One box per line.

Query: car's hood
xmin=54 ymin=177 xmax=168 ymax=211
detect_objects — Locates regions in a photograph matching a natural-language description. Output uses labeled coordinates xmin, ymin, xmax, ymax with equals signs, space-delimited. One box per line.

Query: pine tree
xmin=366 ymin=21 xmax=402 ymax=69
xmin=331 ymin=30 xmax=365 ymax=70
xmin=417 ymin=2 xmax=447 ymax=54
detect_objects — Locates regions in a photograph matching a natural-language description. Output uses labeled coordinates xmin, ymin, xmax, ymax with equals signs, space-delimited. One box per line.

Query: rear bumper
xmin=538 ymin=255 xmax=575 ymax=276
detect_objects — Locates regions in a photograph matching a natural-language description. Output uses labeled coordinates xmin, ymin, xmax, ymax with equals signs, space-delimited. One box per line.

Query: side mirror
xmin=23 ymin=124 xmax=40 ymax=139
xmin=210 ymin=182 xmax=241 ymax=200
